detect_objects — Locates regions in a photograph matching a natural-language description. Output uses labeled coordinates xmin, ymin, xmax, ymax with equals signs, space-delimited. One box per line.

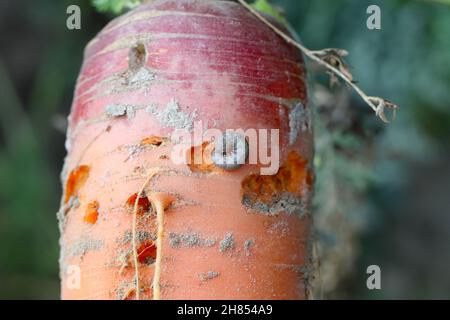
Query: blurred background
xmin=0 ymin=0 xmax=449 ymax=299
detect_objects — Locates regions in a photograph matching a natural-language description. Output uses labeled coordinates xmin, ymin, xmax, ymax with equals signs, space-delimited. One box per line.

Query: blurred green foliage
xmin=92 ymin=0 xmax=141 ymax=14
xmin=0 ymin=0 xmax=449 ymax=299
xmin=0 ymin=0 xmax=109 ymax=298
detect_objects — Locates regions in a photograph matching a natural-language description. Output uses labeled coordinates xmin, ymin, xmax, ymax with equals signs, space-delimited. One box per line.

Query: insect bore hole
xmin=128 ymin=42 xmax=147 ymax=71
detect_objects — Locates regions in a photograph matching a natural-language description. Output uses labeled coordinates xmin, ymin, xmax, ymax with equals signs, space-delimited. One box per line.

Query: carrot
xmin=58 ymin=0 xmax=313 ymax=300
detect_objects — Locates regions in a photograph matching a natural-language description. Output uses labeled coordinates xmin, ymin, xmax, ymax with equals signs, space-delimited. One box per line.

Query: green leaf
xmin=92 ymin=0 xmax=141 ymax=15
xmin=250 ymin=0 xmax=287 ymax=25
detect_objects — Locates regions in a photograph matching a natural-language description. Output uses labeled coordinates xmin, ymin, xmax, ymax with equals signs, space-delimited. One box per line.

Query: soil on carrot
xmin=145 ymin=99 xmax=197 ymax=131
xmin=168 ymin=231 xmax=217 ymax=248
xmin=116 ymin=229 xmax=157 ymax=267
xmin=105 ymin=103 xmax=138 ymax=120
xmin=68 ymin=236 xmax=104 ymax=258
xmin=219 ymin=232 xmax=235 ymax=252
xmin=118 ymin=230 xmax=156 ymax=245
xmin=199 ymin=271 xmax=220 ymax=281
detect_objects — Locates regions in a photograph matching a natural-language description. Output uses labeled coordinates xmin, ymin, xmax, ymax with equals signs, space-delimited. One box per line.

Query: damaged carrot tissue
xmin=140 ymin=135 xmax=166 ymax=146
xmin=137 ymin=240 xmax=157 ymax=264
xmin=241 ymin=151 xmax=312 ymax=204
xmin=126 ymin=192 xmax=151 ymax=214
xmin=187 ymin=142 xmax=217 ymax=173
xmin=84 ymin=200 xmax=99 ymax=224
xmin=64 ymin=165 xmax=90 ymax=204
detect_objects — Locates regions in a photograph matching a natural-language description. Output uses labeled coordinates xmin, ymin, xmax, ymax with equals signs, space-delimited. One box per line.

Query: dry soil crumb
xmin=243 ymin=192 xmax=309 ymax=217
xmin=106 ymin=104 xmax=127 ymax=117
xmin=105 ymin=103 xmax=140 ymax=119
xmin=146 ymin=99 xmax=197 ymax=131
xmin=69 ymin=237 xmax=104 ymax=257
xmin=169 ymin=232 xmax=217 ymax=248
xmin=127 ymin=68 xmax=154 ymax=86
xmin=199 ymin=271 xmax=220 ymax=281
xmin=126 ymin=105 xmax=136 ymax=120
xmin=118 ymin=230 xmax=154 ymax=245
xmin=203 ymin=237 xmax=217 ymax=247
xmin=220 ymin=232 xmax=235 ymax=252
xmin=168 ymin=232 xmax=181 ymax=248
